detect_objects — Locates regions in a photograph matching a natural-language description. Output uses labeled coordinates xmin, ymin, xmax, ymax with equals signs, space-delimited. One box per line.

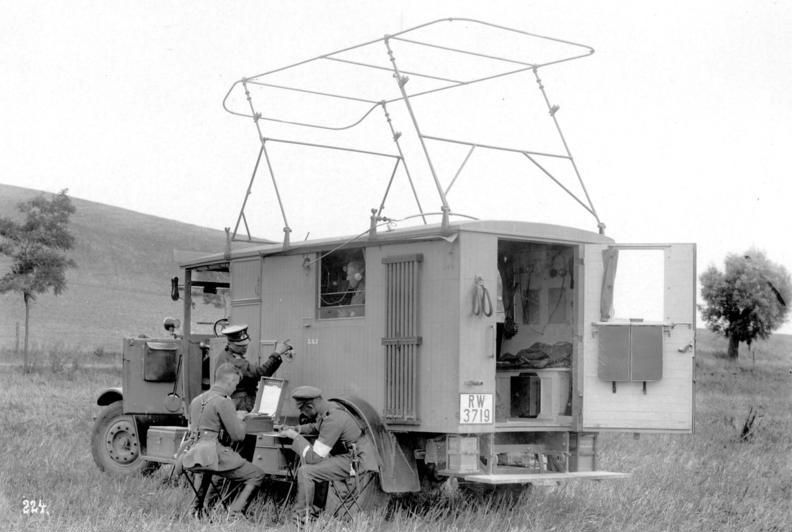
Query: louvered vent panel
xmin=382 ymin=254 xmax=422 ymax=423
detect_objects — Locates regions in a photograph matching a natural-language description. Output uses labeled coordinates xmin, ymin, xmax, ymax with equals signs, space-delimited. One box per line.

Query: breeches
xmin=293 ymin=454 xmax=352 ymax=513
xmin=218 ymin=461 xmax=266 ymax=486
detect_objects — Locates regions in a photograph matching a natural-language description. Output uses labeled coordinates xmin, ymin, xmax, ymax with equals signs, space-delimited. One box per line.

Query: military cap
xmin=221 ymin=323 xmax=250 ymax=345
xmin=291 ymin=386 xmax=323 ymax=403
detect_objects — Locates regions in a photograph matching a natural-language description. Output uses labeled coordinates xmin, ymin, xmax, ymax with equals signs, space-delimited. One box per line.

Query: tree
xmin=699 ymin=249 xmax=791 ymax=359
xmin=0 ymin=189 xmax=76 ymax=370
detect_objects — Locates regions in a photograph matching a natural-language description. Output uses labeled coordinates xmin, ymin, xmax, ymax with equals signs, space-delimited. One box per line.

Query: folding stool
xmin=328 ymin=444 xmax=376 ymax=520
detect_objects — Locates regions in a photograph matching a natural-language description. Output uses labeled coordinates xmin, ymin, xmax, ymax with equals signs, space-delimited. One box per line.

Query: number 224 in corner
xmin=22 ymin=499 xmax=50 ymax=516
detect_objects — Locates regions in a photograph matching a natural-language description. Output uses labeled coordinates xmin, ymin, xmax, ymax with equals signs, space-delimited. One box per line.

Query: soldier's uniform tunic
xmin=215 ymin=349 xmax=282 ymax=411
xmin=289 ymin=402 xmax=364 ymax=517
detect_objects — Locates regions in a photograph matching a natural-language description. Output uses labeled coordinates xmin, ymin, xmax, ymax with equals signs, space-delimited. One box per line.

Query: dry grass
xmin=0 ymin=344 xmax=121 ymax=371
xmin=2 ymin=332 xmax=791 ymax=531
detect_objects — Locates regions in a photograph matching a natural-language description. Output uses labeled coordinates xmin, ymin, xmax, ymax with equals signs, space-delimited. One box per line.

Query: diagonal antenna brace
xmin=240 ymin=79 xmax=292 ymax=247
xmin=261 ymin=141 xmax=292 ymax=248
xmin=381 ymin=102 xmax=426 ymax=224
xmin=384 ymin=37 xmax=451 ymax=230
xmin=532 ymin=67 xmax=602 ymax=229
xmin=232 ymin=142 xmax=265 ymax=241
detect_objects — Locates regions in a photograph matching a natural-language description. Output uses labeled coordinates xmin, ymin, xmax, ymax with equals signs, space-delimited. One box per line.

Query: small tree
xmin=0 ymin=189 xmax=76 ymax=370
xmin=699 ymin=249 xmax=791 ymax=359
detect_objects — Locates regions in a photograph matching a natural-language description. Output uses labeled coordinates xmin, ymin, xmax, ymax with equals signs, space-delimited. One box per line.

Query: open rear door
xmin=581 ymin=243 xmax=695 ymax=432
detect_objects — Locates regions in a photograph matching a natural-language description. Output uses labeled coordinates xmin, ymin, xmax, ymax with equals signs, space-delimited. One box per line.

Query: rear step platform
xmin=464 ymin=471 xmax=630 ymax=485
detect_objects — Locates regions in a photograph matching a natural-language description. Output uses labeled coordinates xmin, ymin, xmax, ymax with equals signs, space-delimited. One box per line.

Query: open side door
xmin=230 ymin=257 xmax=263 ymax=362
xmin=581 ymin=243 xmax=695 ymax=432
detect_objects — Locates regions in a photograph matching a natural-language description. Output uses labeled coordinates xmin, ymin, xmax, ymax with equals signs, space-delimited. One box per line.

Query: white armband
xmin=312 ymin=440 xmax=332 ymax=458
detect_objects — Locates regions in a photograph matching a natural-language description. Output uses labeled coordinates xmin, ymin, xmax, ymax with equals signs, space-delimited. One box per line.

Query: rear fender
xmin=97 ymin=387 xmax=123 ymax=407
xmin=330 ymin=395 xmax=420 ymax=493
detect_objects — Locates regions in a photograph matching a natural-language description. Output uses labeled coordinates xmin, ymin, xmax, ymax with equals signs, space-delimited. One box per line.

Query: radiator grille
xmin=382 ymin=254 xmax=422 ymax=423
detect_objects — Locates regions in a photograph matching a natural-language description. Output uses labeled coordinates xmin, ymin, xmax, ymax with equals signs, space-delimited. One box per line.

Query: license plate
xmin=459 ymin=393 xmax=493 ymax=424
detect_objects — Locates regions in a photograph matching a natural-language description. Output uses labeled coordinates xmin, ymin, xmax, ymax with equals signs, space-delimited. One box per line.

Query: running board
xmin=464 ymin=470 xmax=630 ymax=485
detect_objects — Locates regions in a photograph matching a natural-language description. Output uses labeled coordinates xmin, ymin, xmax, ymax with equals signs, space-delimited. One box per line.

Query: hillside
xmin=0 ymin=184 xmax=236 ymax=351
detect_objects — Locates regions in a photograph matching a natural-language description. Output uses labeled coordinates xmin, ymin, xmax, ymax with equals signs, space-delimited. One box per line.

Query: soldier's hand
xmin=274 ymin=340 xmax=293 ymax=356
xmin=274 ymin=424 xmax=294 ymax=432
xmin=280 ymin=428 xmax=299 ymax=440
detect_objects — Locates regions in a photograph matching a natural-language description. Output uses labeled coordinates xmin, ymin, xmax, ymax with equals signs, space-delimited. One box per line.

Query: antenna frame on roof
xmin=222 ymin=17 xmax=604 ymax=247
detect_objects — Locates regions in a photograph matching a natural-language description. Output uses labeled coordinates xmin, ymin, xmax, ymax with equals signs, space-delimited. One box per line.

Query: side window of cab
xmin=318 ymin=249 xmax=365 ymax=319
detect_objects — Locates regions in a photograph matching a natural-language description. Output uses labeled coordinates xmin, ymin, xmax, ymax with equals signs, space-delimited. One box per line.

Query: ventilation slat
xmin=382 ymin=254 xmax=423 ymax=423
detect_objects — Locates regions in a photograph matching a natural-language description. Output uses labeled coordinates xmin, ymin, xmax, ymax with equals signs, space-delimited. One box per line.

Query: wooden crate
xmin=146 ymin=426 xmax=188 ymax=462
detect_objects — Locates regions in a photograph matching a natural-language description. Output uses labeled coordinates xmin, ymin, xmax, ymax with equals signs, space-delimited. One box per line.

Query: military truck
xmin=91 ymin=18 xmax=695 ymax=504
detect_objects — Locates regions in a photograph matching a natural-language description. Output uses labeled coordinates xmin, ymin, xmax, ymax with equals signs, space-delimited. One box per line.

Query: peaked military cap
xmin=221 ymin=324 xmax=250 ymax=345
xmin=291 ymin=385 xmax=322 ymax=403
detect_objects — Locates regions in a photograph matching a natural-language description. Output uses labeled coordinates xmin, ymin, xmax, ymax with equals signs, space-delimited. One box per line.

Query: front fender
xmin=96 ymin=387 xmax=123 ymax=407
xmin=330 ymin=395 xmax=420 ymax=493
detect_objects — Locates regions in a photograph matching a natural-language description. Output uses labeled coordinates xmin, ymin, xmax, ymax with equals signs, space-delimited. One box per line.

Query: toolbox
xmin=145 ymin=426 xmax=188 ymax=462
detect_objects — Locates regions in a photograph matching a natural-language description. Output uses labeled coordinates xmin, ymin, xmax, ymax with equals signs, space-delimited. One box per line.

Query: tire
xmin=91 ymin=401 xmax=150 ymax=475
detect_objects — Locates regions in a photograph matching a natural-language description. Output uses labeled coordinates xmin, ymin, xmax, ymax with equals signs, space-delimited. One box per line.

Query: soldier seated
xmin=176 ymin=363 xmax=266 ymax=520
xmin=278 ymin=386 xmax=366 ymax=527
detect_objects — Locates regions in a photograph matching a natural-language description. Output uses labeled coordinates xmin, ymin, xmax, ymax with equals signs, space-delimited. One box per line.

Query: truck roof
xmin=181 ymin=219 xmax=613 ymax=269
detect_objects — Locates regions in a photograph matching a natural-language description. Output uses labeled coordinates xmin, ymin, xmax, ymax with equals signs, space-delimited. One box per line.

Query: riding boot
xmin=227 ymin=482 xmax=257 ymax=517
xmin=192 ymin=473 xmax=213 ymax=518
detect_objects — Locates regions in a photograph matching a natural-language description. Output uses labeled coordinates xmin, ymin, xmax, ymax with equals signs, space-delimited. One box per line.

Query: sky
xmin=1 ymin=1 xmax=790 ymax=332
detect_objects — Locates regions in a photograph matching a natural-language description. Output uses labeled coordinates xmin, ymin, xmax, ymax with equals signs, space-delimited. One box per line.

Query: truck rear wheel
xmin=91 ymin=401 xmax=151 ymax=475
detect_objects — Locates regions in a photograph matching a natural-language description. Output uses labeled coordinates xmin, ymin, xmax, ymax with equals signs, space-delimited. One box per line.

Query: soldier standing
xmin=278 ymin=386 xmax=367 ymax=526
xmin=177 ymin=363 xmax=265 ymax=519
xmin=215 ymin=323 xmax=292 ymax=411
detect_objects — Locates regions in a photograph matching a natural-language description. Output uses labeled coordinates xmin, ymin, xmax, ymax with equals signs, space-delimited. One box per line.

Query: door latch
xmin=677 ymin=342 xmax=694 ymax=353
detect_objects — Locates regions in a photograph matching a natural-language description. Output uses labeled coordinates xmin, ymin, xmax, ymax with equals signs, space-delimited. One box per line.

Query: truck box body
xmin=188 ymin=220 xmax=694 ymax=438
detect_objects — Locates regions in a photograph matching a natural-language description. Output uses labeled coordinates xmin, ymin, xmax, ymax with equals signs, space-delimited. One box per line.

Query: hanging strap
xmin=472 ymin=276 xmax=493 ymax=317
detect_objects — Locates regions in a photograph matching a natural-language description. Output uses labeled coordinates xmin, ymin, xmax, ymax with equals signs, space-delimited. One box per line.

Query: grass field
xmin=2 ymin=331 xmax=790 ymax=531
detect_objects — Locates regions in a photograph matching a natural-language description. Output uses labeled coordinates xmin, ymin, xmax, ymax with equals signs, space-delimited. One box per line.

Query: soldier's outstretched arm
xmin=254 ymin=341 xmax=292 ymax=377
xmin=254 ymin=352 xmax=283 ymax=377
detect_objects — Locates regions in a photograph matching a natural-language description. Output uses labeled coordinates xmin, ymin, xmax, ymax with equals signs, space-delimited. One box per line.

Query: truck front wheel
xmin=91 ymin=401 xmax=149 ymax=475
